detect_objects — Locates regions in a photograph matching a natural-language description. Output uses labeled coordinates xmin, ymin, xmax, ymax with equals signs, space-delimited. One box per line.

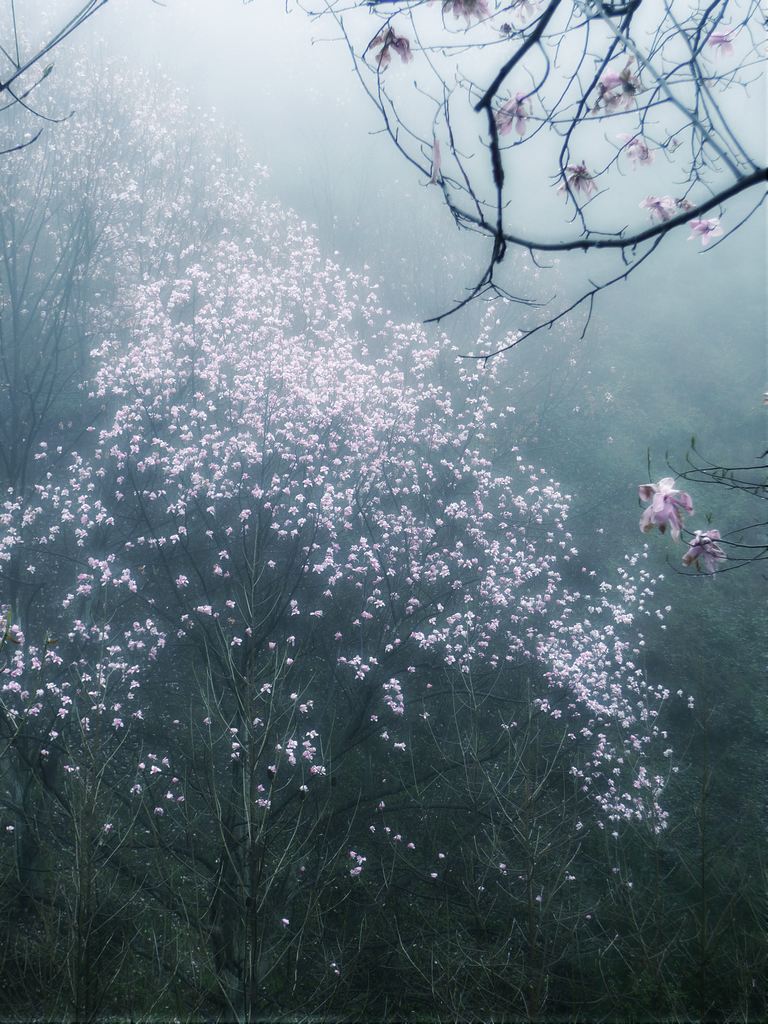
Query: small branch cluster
xmin=298 ymin=0 xmax=767 ymax=346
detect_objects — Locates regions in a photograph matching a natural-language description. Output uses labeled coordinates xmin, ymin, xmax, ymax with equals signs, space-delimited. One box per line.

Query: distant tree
xmin=0 ymin=68 xmax=677 ymax=1018
xmin=294 ymin=0 xmax=767 ymax=351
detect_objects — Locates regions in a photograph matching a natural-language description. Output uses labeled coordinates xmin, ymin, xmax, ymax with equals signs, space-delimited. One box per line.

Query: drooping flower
xmin=496 ymin=92 xmax=530 ymax=137
xmin=442 ymin=0 xmax=491 ymax=24
xmin=688 ymin=217 xmax=723 ymax=246
xmin=560 ymin=162 xmax=597 ymax=197
xmin=367 ymin=28 xmax=413 ymax=69
xmin=639 ymin=478 xmax=694 ymax=540
xmin=429 ymin=137 xmax=442 ymax=183
xmin=617 ymin=133 xmax=654 ymax=167
xmin=595 ymin=59 xmax=641 ymax=111
xmin=510 ymin=0 xmax=539 ymax=23
xmin=708 ymin=31 xmax=734 ymax=56
xmin=639 ymin=195 xmax=675 ymax=222
xmin=682 ymin=529 xmax=727 ymax=573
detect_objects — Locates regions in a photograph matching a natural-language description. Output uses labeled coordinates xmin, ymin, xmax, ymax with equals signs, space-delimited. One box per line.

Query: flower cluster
xmin=442 ymin=0 xmax=491 ymax=26
xmin=496 ymin=93 xmax=530 ymax=137
xmin=638 ymin=478 xmax=693 ymax=540
xmin=367 ymin=27 xmax=413 ymax=68
xmin=595 ymin=60 xmax=641 ymax=112
xmin=638 ymin=479 xmax=726 ymax=573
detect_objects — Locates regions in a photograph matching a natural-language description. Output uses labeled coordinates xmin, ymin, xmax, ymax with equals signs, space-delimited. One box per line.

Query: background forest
xmin=0 ymin=2 xmax=765 ymax=1022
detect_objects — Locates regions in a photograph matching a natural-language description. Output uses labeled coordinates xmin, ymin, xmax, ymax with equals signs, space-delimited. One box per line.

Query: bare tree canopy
xmin=296 ymin=0 xmax=767 ymax=352
xmin=0 ymin=1 xmax=110 ymax=155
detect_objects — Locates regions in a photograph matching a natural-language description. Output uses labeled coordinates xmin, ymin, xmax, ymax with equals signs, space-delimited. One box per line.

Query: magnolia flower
xmin=639 ymin=195 xmax=675 ymax=222
xmin=682 ymin=529 xmax=727 ymax=573
xmin=560 ymin=162 xmax=597 ymax=197
xmin=708 ymin=31 xmax=734 ymax=56
xmin=429 ymin=137 xmax=442 ymax=184
xmin=367 ymin=28 xmax=413 ymax=69
xmin=510 ymin=0 xmax=539 ymax=23
xmin=443 ymin=0 xmax=491 ymax=23
xmin=688 ymin=217 xmax=723 ymax=246
xmin=595 ymin=60 xmax=641 ymax=111
xmin=617 ymin=133 xmax=654 ymax=167
xmin=639 ymin=478 xmax=693 ymax=540
xmin=496 ymin=93 xmax=530 ymax=137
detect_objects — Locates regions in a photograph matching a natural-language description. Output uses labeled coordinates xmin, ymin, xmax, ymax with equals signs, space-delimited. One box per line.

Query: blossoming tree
xmin=0 ymin=62 xmax=683 ymax=1017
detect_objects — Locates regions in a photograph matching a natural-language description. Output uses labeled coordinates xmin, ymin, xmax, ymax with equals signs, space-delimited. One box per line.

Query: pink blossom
xmin=496 ymin=93 xmax=530 ymax=137
xmin=688 ymin=217 xmax=723 ymax=246
xmin=368 ymin=28 xmax=413 ymax=69
xmin=595 ymin=60 xmax=641 ymax=111
xmin=639 ymin=195 xmax=675 ymax=222
xmin=429 ymin=137 xmax=442 ymax=184
xmin=638 ymin=478 xmax=693 ymax=540
xmin=560 ymin=163 xmax=597 ymax=197
xmin=510 ymin=0 xmax=539 ymax=23
xmin=617 ymin=133 xmax=654 ymax=167
xmin=708 ymin=31 xmax=734 ymax=56
xmin=682 ymin=530 xmax=726 ymax=573
xmin=442 ymin=0 xmax=491 ymax=25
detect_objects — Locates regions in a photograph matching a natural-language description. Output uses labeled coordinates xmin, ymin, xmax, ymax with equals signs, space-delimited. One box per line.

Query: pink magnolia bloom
xmin=639 ymin=195 xmax=675 ymax=222
xmin=496 ymin=93 xmax=530 ymax=137
xmin=595 ymin=60 xmax=641 ymax=111
xmin=682 ymin=529 xmax=726 ymax=573
xmin=688 ymin=217 xmax=723 ymax=246
xmin=443 ymin=0 xmax=491 ymax=23
xmin=511 ymin=0 xmax=539 ymax=22
xmin=560 ymin=162 xmax=597 ymax=197
xmin=708 ymin=32 xmax=734 ymax=56
xmin=429 ymin=137 xmax=442 ymax=184
xmin=639 ymin=478 xmax=693 ymax=541
xmin=368 ymin=28 xmax=413 ymax=69
xmin=617 ymin=133 xmax=654 ymax=167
